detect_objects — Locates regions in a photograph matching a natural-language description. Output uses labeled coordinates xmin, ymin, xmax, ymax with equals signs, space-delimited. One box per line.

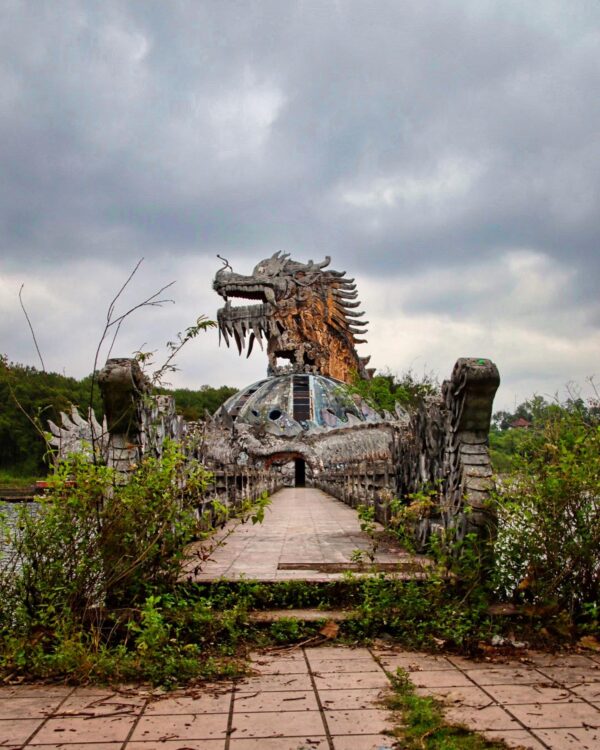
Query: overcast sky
xmin=1 ymin=0 xmax=599 ymax=411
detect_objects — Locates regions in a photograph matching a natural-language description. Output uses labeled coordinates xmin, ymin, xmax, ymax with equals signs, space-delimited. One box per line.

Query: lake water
xmin=0 ymin=500 xmax=37 ymax=567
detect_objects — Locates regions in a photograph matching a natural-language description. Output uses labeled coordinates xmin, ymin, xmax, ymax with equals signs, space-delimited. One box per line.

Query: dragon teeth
xmin=251 ymin=322 xmax=264 ymax=350
xmin=234 ymin=320 xmax=245 ymax=341
xmin=247 ymin=332 xmax=256 ymax=358
xmin=233 ymin=326 xmax=243 ymax=354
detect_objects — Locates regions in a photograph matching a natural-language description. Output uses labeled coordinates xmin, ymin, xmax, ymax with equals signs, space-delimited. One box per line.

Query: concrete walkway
xmin=2 ymin=646 xmax=599 ymax=749
xmin=183 ymin=487 xmax=426 ymax=582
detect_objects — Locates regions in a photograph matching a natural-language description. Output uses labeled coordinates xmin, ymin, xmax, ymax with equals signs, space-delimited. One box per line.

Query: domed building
xmin=215 ymin=372 xmax=383 ymax=486
xmin=216 ymin=373 xmax=383 ymax=485
xmin=221 ymin=373 xmax=382 ymax=431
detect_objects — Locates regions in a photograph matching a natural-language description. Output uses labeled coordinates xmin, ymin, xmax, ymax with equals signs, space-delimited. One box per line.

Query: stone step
xmin=277 ymin=560 xmax=428 ymax=574
xmin=248 ymin=608 xmax=355 ymax=623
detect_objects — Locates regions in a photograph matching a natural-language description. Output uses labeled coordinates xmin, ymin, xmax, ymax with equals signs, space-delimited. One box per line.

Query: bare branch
xmin=151 ymin=315 xmax=216 ymax=386
xmin=87 ymin=259 xmax=176 ymax=460
xmin=106 ymin=257 xmax=144 ymax=324
xmin=105 ymin=317 xmax=125 ymax=361
xmin=19 ymin=284 xmax=46 ymax=372
xmin=106 ymin=285 xmax=176 ymax=328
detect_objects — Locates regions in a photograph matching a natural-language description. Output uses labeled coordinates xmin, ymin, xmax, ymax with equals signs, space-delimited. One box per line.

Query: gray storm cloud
xmin=1 ymin=1 xmax=599 ymax=408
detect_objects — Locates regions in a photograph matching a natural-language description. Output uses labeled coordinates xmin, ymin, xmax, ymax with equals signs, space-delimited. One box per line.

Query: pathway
xmin=3 ymin=646 xmax=599 ymax=749
xmin=183 ymin=487 xmax=426 ymax=582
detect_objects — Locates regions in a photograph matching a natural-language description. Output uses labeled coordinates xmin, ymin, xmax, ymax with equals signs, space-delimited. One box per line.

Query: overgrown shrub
xmin=0 ymin=440 xmax=274 ymax=685
xmin=0 ymin=441 xmax=216 ymax=683
xmin=350 ymin=368 xmax=438 ymax=412
xmin=345 ymin=574 xmax=495 ymax=652
xmin=492 ymin=404 xmax=600 ymax=620
xmin=0 ymin=440 xmax=210 ymax=636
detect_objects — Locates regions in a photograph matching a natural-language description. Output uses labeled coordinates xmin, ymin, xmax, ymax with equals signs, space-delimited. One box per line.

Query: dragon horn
xmin=314 ymin=256 xmax=331 ymax=269
xmin=271 ymin=251 xmax=281 ymax=259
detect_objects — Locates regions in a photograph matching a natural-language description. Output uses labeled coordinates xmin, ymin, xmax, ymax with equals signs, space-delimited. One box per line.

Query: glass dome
xmin=220 ymin=373 xmax=381 ymax=433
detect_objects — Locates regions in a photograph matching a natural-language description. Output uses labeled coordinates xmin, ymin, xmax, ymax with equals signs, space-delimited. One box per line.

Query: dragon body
xmin=213 ymin=253 xmax=373 ymax=383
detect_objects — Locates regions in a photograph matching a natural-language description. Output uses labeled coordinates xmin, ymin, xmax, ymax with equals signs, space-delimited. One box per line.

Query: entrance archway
xmin=294 ymin=458 xmax=306 ymax=487
xmin=264 ymin=451 xmax=311 ymax=488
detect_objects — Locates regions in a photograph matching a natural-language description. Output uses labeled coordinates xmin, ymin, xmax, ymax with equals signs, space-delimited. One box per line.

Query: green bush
xmin=0 ymin=441 xmax=210 ymax=679
xmin=345 ymin=575 xmax=495 ymax=652
xmin=489 ymin=429 xmax=529 ymax=473
xmin=350 ymin=368 xmax=437 ymax=412
xmin=0 ymin=440 xmax=210 ymax=636
xmin=0 ymin=440 xmax=274 ymax=685
xmin=492 ymin=403 xmax=600 ymax=619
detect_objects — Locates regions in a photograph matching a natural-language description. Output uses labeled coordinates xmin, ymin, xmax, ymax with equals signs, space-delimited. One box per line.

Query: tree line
xmin=3 ymin=352 xmax=597 ymax=479
xmin=490 ymin=391 xmax=600 ymax=472
xmin=0 ymin=355 xmax=236 ymax=478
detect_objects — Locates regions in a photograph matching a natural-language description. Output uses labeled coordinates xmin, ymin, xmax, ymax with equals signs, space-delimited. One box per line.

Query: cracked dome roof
xmin=220 ymin=373 xmax=382 ymax=433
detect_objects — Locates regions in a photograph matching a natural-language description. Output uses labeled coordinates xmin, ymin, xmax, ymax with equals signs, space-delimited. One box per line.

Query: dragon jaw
xmin=213 ymin=268 xmax=281 ymax=357
xmin=213 ymin=252 xmax=372 ymax=379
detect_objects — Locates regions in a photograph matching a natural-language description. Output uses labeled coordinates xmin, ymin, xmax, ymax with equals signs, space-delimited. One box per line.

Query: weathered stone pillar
xmin=98 ymin=358 xmax=149 ymax=481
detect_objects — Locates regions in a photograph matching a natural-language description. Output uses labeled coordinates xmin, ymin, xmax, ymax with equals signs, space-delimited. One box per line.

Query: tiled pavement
xmin=376 ymin=648 xmax=600 ymax=749
xmin=183 ymin=487 xmax=426 ymax=582
xmin=2 ymin=646 xmax=599 ymax=750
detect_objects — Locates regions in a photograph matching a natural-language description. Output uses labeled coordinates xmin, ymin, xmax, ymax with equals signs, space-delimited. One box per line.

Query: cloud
xmin=358 ymin=249 xmax=600 ymax=407
xmin=1 ymin=0 xmax=599 ymax=411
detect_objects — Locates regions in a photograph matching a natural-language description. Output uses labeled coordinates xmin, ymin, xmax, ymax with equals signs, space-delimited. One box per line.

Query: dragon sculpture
xmin=48 ymin=252 xmax=501 ymax=555
xmin=213 ymin=252 xmax=373 ymax=383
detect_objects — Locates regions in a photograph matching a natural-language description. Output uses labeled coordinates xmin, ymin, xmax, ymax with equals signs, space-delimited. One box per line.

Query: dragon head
xmin=213 ymin=252 xmax=372 ymax=382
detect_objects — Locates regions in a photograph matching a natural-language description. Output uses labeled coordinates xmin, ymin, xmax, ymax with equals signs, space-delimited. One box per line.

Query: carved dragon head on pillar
xmin=213 ymin=252 xmax=373 ymax=383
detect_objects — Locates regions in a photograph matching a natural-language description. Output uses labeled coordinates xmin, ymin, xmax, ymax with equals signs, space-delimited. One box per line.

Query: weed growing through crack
xmin=384 ymin=667 xmax=512 ymax=749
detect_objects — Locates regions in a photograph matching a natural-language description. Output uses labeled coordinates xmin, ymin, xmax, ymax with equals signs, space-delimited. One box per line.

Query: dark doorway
xmin=294 ymin=458 xmax=306 ymax=487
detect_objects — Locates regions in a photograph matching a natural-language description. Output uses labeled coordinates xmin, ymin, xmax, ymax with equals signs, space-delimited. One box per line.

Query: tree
xmin=0 ymin=356 xmax=235 ymax=478
xmin=0 ymin=356 xmax=103 ymax=475
xmin=350 ymin=368 xmax=438 ymax=413
xmin=162 ymin=385 xmax=238 ymax=421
